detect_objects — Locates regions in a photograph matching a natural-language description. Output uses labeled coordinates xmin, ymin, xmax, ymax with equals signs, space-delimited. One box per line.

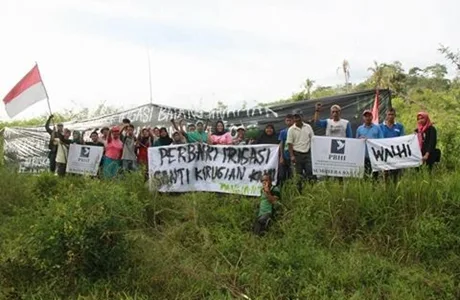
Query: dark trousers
xmin=56 ymin=163 xmax=66 ymax=177
xmin=253 ymin=213 xmax=272 ymax=236
xmin=48 ymin=151 xmax=57 ymax=173
xmin=364 ymin=158 xmax=379 ymax=180
xmin=278 ymin=159 xmax=292 ymax=185
xmin=384 ymin=169 xmax=401 ymax=184
xmin=293 ymin=151 xmax=314 ymax=191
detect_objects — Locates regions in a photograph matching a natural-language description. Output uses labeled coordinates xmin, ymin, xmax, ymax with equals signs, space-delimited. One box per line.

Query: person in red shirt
xmin=103 ymin=126 xmax=123 ymax=178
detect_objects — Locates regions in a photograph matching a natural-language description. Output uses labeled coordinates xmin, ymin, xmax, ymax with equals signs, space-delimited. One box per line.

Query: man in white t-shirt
xmin=287 ymin=111 xmax=315 ymax=191
xmin=313 ymin=103 xmax=352 ymax=138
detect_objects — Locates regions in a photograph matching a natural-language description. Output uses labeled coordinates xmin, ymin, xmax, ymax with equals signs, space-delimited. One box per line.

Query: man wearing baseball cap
xmin=356 ymin=109 xmax=384 ymax=179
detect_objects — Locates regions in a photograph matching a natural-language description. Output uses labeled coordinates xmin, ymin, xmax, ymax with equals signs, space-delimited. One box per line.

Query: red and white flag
xmin=2 ymin=64 xmax=48 ymax=118
xmin=371 ymin=89 xmax=379 ymax=124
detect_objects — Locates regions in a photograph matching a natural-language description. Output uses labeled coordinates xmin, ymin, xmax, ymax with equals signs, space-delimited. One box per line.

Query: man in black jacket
xmin=45 ymin=115 xmax=63 ymax=173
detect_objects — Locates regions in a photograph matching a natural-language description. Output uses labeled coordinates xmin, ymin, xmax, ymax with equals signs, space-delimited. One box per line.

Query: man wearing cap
xmin=287 ymin=111 xmax=315 ymax=190
xmin=45 ymin=114 xmax=64 ymax=173
xmin=356 ymin=110 xmax=384 ymax=179
xmin=313 ymin=103 xmax=352 ymax=138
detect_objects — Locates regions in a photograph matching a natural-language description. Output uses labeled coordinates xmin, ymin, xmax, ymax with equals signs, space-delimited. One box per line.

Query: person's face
xmin=363 ymin=113 xmax=372 ymax=124
xmin=91 ymin=133 xmax=99 ymax=142
xmin=73 ymin=132 xmax=80 ymax=140
xmin=217 ymin=123 xmax=224 ymax=132
xmin=294 ymin=115 xmax=302 ymax=126
xmin=261 ymin=175 xmax=271 ymax=187
xmin=112 ymin=131 xmax=120 ymax=139
xmin=101 ymin=129 xmax=109 ymax=137
xmin=160 ymin=129 xmax=168 ymax=137
xmin=57 ymin=125 xmax=63 ymax=133
xmin=386 ymin=111 xmax=396 ymax=123
xmin=64 ymin=130 xmax=71 ymax=139
xmin=265 ymin=126 xmax=274 ymax=136
xmin=127 ymin=126 xmax=134 ymax=136
xmin=153 ymin=128 xmax=160 ymax=136
xmin=417 ymin=115 xmax=427 ymax=126
xmin=285 ymin=117 xmax=293 ymax=127
xmin=188 ymin=125 xmax=196 ymax=132
xmin=173 ymin=133 xmax=181 ymax=142
xmin=142 ymin=129 xmax=149 ymax=137
xmin=197 ymin=123 xmax=204 ymax=132
xmin=331 ymin=109 xmax=340 ymax=120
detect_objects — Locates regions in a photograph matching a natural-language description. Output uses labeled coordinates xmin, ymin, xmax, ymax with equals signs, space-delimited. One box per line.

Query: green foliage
xmin=1 ymin=167 xmax=460 ymax=299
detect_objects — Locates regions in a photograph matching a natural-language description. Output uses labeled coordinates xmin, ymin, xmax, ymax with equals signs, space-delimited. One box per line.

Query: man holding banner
xmin=356 ymin=110 xmax=384 ymax=179
xmin=380 ymin=108 xmax=405 ymax=183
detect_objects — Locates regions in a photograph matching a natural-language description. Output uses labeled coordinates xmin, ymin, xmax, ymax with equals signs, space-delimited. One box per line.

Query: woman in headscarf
xmin=210 ymin=120 xmax=233 ymax=145
xmin=416 ymin=112 xmax=438 ymax=169
xmin=256 ymin=124 xmax=278 ymax=144
xmin=154 ymin=127 xmax=173 ymax=146
xmin=103 ymin=126 xmax=123 ymax=178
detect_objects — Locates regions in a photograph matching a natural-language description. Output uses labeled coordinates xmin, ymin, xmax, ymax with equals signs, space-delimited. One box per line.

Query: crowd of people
xmin=44 ymin=103 xmax=439 ymax=235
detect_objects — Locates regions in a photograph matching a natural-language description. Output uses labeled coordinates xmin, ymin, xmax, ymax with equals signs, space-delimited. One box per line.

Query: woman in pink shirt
xmin=103 ymin=126 xmax=123 ymax=178
xmin=210 ymin=121 xmax=233 ymax=145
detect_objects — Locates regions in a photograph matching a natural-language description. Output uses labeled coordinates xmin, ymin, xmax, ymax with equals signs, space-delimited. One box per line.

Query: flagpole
xmin=35 ymin=62 xmax=53 ymax=115
xmin=147 ymin=48 xmax=153 ymax=105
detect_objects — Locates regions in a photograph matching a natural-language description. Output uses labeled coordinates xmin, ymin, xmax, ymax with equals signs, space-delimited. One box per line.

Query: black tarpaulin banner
xmin=1 ymin=89 xmax=391 ymax=173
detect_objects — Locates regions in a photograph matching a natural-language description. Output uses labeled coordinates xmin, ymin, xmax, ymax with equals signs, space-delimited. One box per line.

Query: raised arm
xmin=45 ymin=115 xmax=54 ymax=135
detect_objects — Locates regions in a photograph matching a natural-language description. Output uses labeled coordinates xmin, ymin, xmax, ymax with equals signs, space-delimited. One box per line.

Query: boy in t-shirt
xmin=253 ymin=174 xmax=281 ymax=236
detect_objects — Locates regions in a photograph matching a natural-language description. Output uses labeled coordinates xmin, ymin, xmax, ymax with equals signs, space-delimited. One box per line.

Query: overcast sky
xmin=0 ymin=0 xmax=458 ymax=120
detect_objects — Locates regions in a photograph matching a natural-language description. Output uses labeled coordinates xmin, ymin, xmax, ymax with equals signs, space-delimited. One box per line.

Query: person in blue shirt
xmin=380 ymin=108 xmax=405 ymax=183
xmin=356 ymin=110 xmax=384 ymax=180
xmin=380 ymin=108 xmax=405 ymax=138
xmin=278 ymin=114 xmax=294 ymax=184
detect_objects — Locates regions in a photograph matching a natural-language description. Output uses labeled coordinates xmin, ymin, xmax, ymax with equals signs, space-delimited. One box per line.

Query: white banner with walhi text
xmin=66 ymin=144 xmax=104 ymax=176
xmin=311 ymin=136 xmax=365 ymax=178
xmin=366 ymin=134 xmax=423 ymax=171
xmin=148 ymin=144 xmax=279 ymax=196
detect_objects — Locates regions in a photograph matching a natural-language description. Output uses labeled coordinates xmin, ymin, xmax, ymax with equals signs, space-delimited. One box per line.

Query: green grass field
xmin=1 ymin=165 xmax=459 ymax=299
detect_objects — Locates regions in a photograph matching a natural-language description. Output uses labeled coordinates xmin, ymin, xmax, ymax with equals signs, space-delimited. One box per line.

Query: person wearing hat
xmin=356 ymin=109 xmax=384 ymax=179
xmin=313 ymin=103 xmax=352 ymax=138
xmin=287 ymin=110 xmax=315 ymax=190
xmin=45 ymin=114 xmax=64 ymax=173
xmin=233 ymin=125 xmax=247 ymax=145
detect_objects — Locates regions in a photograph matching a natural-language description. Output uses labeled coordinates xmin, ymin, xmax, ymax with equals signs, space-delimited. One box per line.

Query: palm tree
xmin=337 ymin=59 xmax=351 ymax=92
xmin=303 ymin=78 xmax=315 ymax=99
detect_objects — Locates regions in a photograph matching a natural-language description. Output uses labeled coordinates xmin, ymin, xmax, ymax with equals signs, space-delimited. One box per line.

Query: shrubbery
xmin=1 ymin=165 xmax=460 ymax=299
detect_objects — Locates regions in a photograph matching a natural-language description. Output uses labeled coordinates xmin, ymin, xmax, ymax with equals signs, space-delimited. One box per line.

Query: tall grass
xmin=1 ymin=166 xmax=459 ymax=299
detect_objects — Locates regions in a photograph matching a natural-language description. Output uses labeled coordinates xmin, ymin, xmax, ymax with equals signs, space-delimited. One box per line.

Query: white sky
xmin=0 ymin=0 xmax=458 ymax=120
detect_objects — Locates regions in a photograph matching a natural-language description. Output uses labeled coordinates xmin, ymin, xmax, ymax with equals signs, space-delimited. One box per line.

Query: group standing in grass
xmin=45 ymin=106 xmax=439 ymax=236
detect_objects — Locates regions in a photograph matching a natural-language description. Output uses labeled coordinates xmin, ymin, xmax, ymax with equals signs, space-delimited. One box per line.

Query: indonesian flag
xmin=2 ymin=64 xmax=48 ymax=118
xmin=371 ymin=89 xmax=379 ymax=124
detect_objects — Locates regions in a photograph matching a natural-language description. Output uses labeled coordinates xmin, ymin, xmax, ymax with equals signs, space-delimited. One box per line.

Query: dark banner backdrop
xmin=1 ymin=89 xmax=391 ymax=173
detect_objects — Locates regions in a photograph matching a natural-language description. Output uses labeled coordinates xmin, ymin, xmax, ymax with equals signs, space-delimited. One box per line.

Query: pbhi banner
xmin=311 ymin=136 xmax=365 ymax=177
xmin=66 ymin=144 xmax=104 ymax=176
